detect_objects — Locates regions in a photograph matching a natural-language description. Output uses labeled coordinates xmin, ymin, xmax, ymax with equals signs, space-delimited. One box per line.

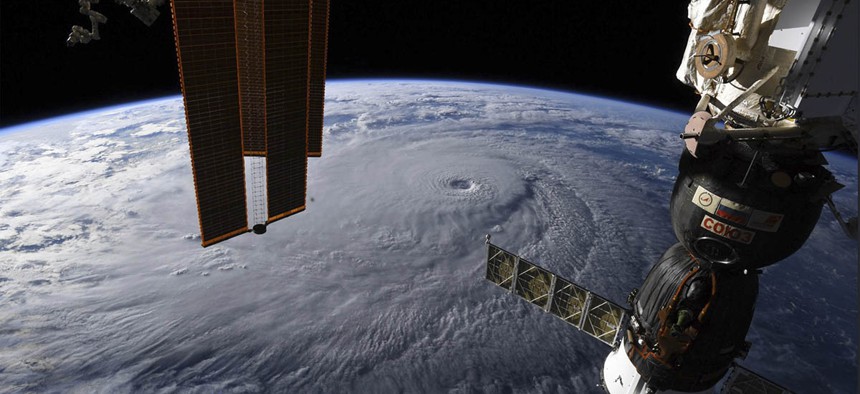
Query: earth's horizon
xmin=0 ymin=79 xmax=856 ymax=393
xmin=0 ymin=79 xmax=694 ymax=136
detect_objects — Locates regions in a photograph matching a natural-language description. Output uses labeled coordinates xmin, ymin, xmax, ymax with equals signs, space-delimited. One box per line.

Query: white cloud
xmin=0 ymin=81 xmax=855 ymax=393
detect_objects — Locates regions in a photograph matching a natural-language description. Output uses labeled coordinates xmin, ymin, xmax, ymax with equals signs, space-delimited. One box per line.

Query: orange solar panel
xmin=170 ymin=0 xmax=322 ymax=245
xmin=265 ymin=0 xmax=310 ymax=223
xmin=171 ymin=0 xmax=249 ymax=246
xmin=235 ymin=0 xmax=267 ymax=156
xmin=307 ymin=0 xmax=329 ymax=157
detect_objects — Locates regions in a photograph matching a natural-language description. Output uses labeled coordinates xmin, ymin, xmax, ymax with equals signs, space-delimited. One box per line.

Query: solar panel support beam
xmin=610 ymin=312 xmax=627 ymax=348
xmin=509 ymin=255 xmax=520 ymax=294
xmin=544 ymin=274 xmax=558 ymax=313
xmin=578 ymin=292 xmax=593 ymax=330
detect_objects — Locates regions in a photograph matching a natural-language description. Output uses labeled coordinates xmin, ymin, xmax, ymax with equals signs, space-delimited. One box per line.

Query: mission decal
xmin=700 ymin=216 xmax=755 ymax=244
xmin=692 ymin=186 xmax=784 ymax=232
xmin=745 ymin=211 xmax=785 ymax=233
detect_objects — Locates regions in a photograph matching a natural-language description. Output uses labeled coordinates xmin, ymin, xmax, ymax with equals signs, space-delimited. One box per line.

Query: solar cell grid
xmin=549 ymin=278 xmax=589 ymax=328
xmin=485 ymin=244 xmax=516 ymax=289
xmin=307 ymin=0 xmax=329 ymax=156
xmin=265 ymin=0 xmax=310 ymax=223
xmin=171 ymin=0 xmax=249 ymax=246
xmin=235 ymin=0 xmax=267 ymax=155
xmin=514 ymin=260 xmax=554 ymax=308
xmin=582 ymin=295 xmax=625 ymax=345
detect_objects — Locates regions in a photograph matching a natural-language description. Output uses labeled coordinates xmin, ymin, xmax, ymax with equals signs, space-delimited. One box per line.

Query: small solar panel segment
xmin=265 ymin=0 xmax=310 ymax=224
xmin=581 ymin=294 xmax=625 ymax=346
xmin=549 ymin=277 xmax=589 ymax=328
xmin=514 ymin=259 xmax=554 ymax=309
xmin=486 ymin=244 xmax=517 ymax=290
xmin=307 ymin=0 xmax=329 ymax=157
xmin=171 ymin=0 xmax=249 ymax=247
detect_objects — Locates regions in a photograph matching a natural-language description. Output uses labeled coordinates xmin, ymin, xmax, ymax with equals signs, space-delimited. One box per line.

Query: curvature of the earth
xmin=0 ymin=80 xmax=856 ymax=393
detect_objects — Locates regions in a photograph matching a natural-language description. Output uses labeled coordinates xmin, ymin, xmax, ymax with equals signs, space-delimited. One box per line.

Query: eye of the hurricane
xmin=449 ymin=179 xmax=474 ymax=190
xmin=420 ymin=169 xmax=497 ymax=202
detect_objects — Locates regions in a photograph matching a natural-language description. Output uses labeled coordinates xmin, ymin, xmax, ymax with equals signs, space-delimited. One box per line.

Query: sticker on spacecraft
xmin=700 ymin=216 xmax=755 ymax=244
xmin=692 ymin=186 xmax=782 ymax=231
xmin=692 ymin=186 xmax=721 ymax=214
xmin=714 ymin=199 xmax=753 ymax=226
xmin=746 ymin=210 xmax=784 ymax=232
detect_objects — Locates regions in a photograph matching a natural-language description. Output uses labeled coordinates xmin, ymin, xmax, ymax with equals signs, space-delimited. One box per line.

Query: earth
xmin=0 ymin=80 xmax=856 ymax=393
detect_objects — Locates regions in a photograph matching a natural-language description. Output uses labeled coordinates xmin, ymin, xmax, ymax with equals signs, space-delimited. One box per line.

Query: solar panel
xmin=548 ymin=277 xmax=589 ymax=329
xmin=581 ymin=294 xmax=626 ymax=346
xmin=265 ymin=0 xmax=310 ymax=223
xmin=722 ymin=366 xmax=793 ymax=394
xmin=170 ymin=0 xmax=327 ymax=245
xmin=483 ymin=241 xmax=627 ymax=346
xmin=485 ymin=244 xmax=517 ymax=290
xmin=307 ymin=0 xmax=329 ymax=157
xmin=514 ymin=259 xmax=554 ymax=309
xmin=235 ymin=0 xmax=267 ymax=156
xmin=171 ymin=0 xmax=249 ymax=246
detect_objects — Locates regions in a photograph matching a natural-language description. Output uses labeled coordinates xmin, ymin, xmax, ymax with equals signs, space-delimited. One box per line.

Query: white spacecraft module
xmin=677 ymin=0 xmax=857 ymax=154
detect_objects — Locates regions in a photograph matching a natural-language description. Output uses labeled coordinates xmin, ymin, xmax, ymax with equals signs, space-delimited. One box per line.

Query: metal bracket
xmin=825 ymin=196 xmax=858 ymax=240
xmin=509 ymin=255 xmax=520 ymax=294
xmin=714 ymin=66 xmax=779 ymax=121
xmin=544 ymin=274 xmax=558 ymax=313
xmin=578 ymin=292 xmax=593 ymax=329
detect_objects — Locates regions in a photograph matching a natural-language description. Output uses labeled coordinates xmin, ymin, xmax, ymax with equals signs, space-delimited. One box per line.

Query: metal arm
xmin=67 ymin=0 xmax=164 ymax=46
xmin=67 ymin=0 xmax=107 ymax=47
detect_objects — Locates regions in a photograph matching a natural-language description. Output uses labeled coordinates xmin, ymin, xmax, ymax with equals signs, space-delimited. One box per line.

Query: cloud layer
xmin=0 ymin=81 xmax=856 ymax=393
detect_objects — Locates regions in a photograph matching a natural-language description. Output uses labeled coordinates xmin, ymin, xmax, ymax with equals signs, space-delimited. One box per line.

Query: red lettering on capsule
xmin=700 ymin=216 xmax=755 ymax=245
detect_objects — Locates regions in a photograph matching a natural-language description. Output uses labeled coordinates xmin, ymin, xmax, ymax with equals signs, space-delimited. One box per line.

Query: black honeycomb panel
xmin=172 ymin=0 xmax=248 ymax=246
xmin=307 ymin=0 xmax=329 ymax=156
xmin=236 ymin=0 xmax=267 ymax=155
xmin=266 ymin=0 xmax=310 ymax=221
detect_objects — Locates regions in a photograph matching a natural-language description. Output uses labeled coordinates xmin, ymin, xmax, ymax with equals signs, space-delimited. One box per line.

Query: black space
xmin=1 ymin=1 xmax=696 ymax=128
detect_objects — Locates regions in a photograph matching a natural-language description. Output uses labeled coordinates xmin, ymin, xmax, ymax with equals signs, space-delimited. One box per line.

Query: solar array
xmin=307 ymin=0 xmax=329 ymax=156
xmin=721 ymin=366 xmax=793 ymax=394
xmin=235 ymin=0 xmax=266 ymax=156
xmin=485 ymin=243 xmax=627 ymax=346
xmin=170 ymin=0 xmax=329 ymax=246
xmin=171 ymin=0 xmax=250 ymax=246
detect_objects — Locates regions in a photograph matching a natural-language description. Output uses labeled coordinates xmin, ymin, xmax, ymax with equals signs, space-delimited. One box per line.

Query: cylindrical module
xmin=625 ymin=243 xmax=758 ymax=392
